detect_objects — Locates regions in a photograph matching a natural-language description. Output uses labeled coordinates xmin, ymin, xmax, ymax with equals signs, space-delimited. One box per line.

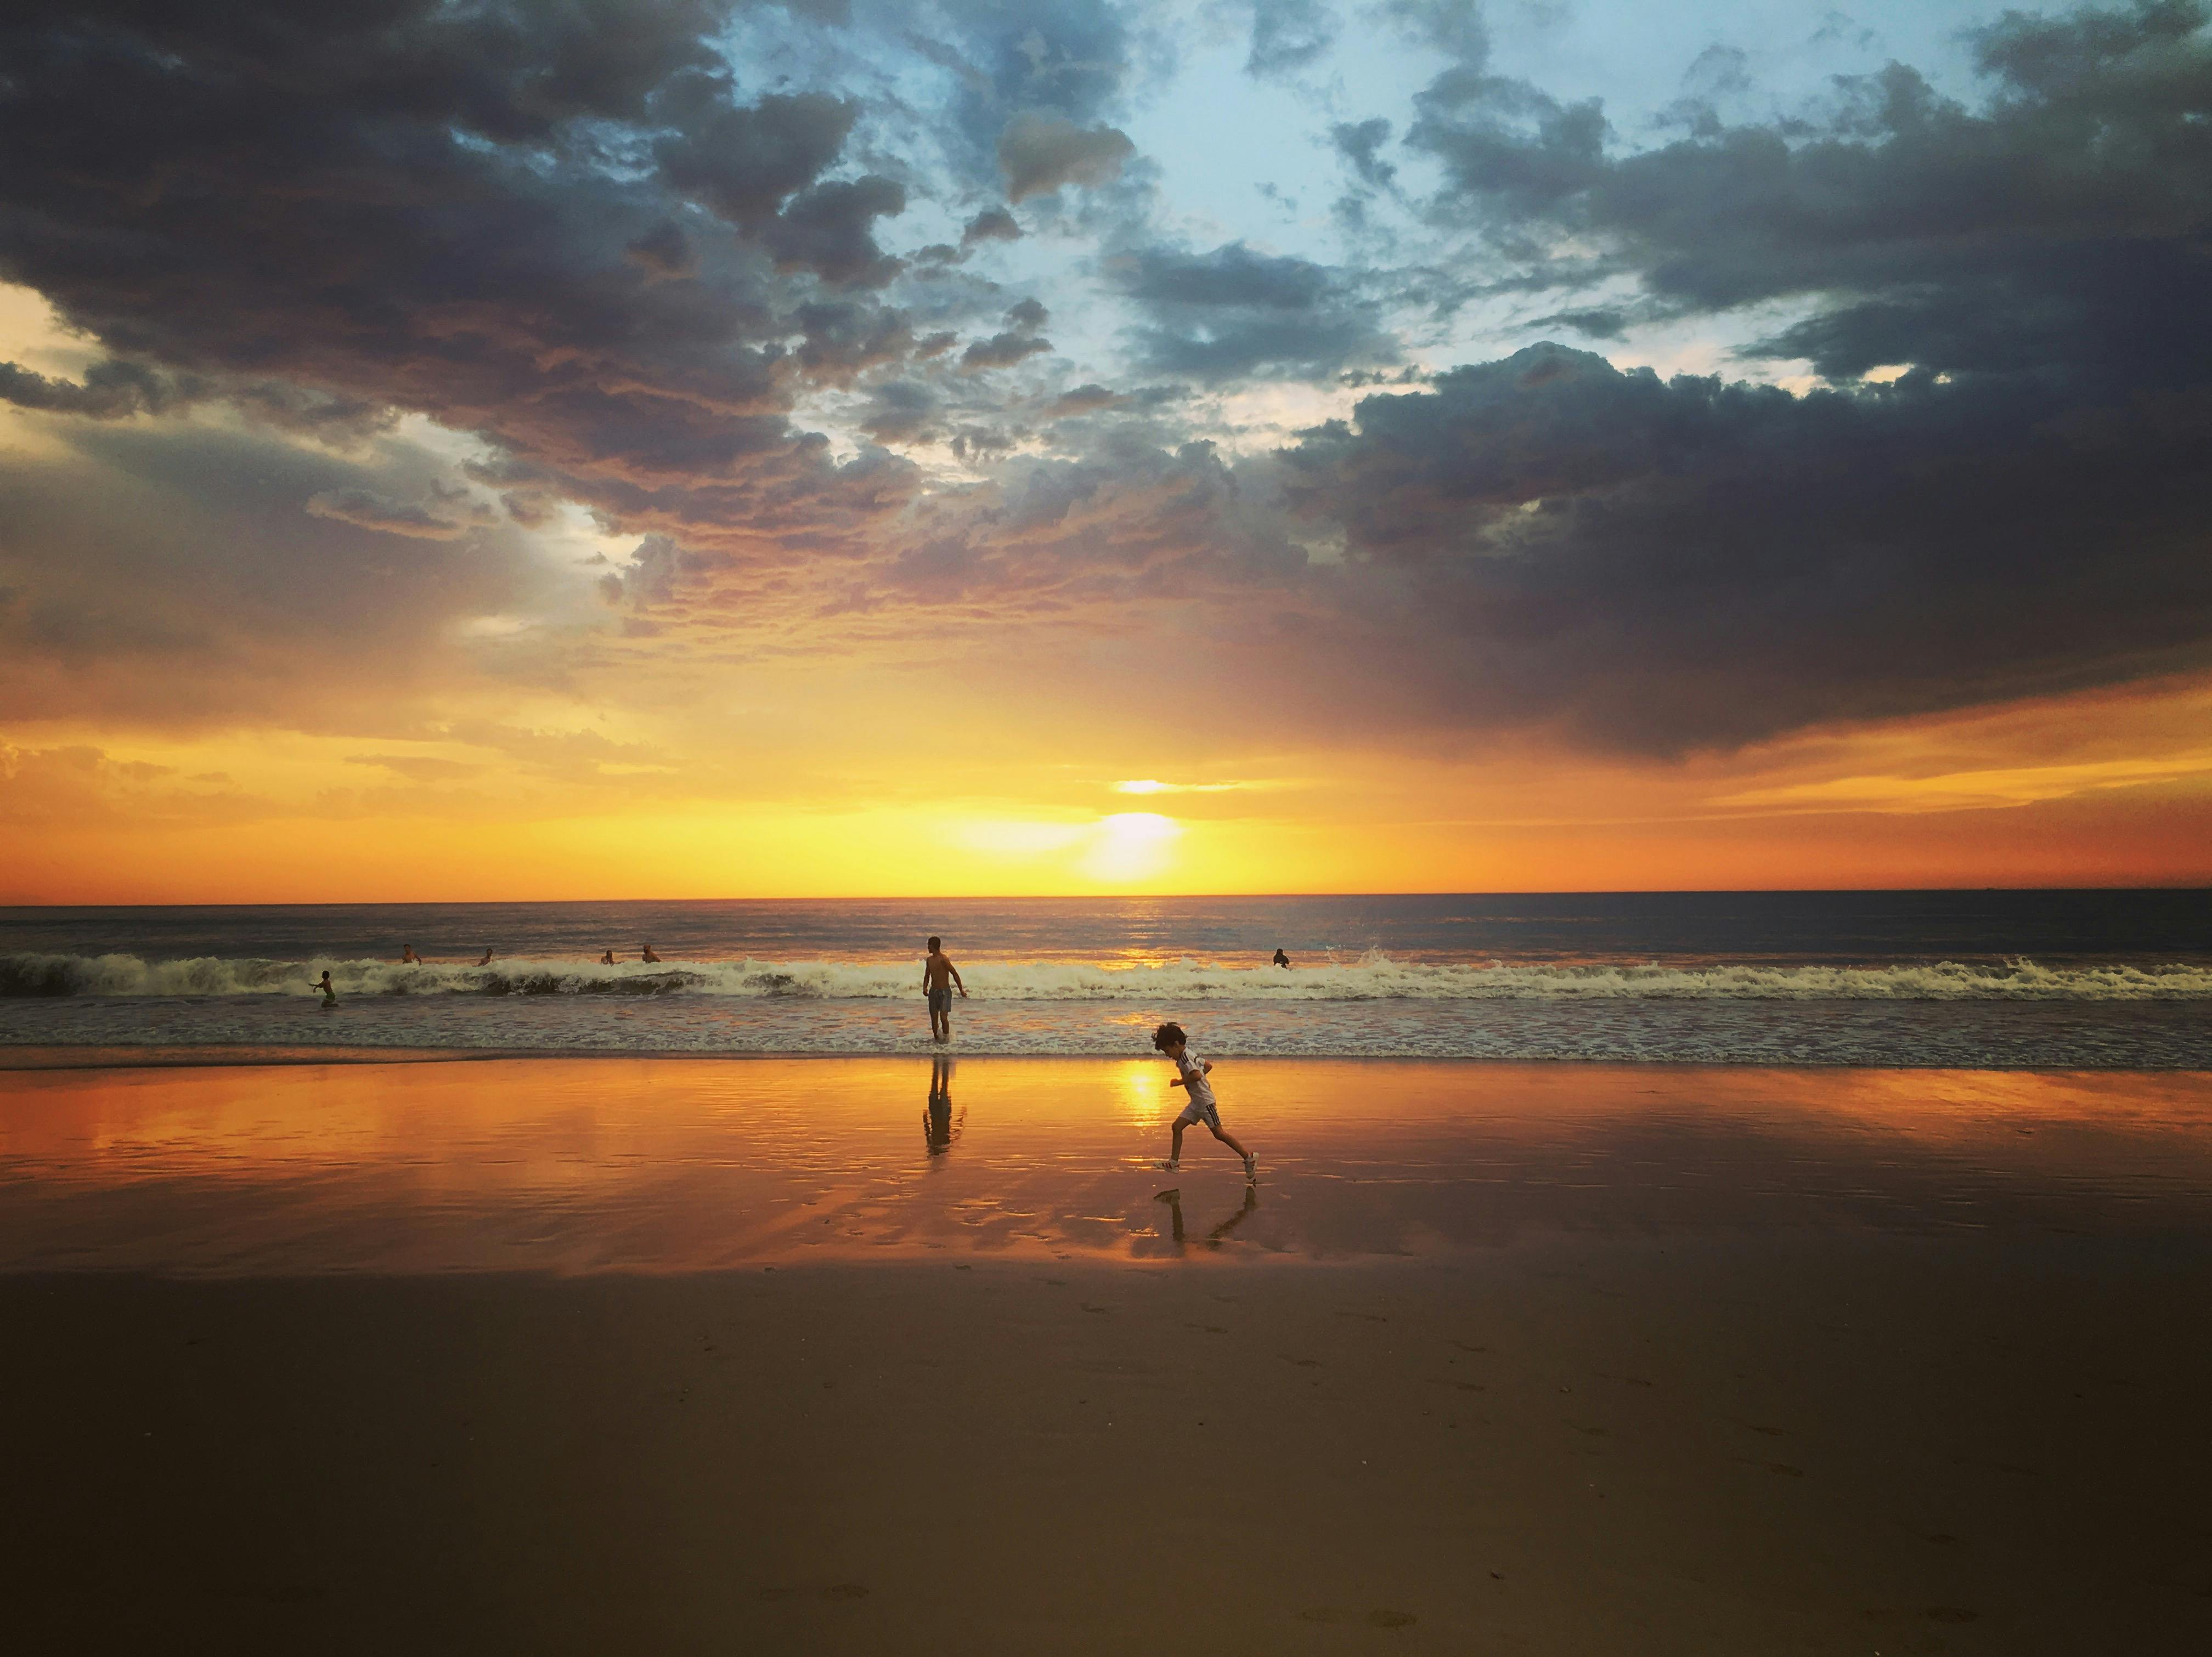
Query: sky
xmin=2 ymin=0 xmax=2210 ymax=901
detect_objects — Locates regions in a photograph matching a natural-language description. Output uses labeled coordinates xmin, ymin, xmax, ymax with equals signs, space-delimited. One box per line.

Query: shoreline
xmin=9 ymin=1059 xmax=2208 ymax=1277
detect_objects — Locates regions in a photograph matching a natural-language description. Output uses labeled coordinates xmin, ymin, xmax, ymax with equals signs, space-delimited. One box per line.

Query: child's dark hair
xmin=927 ymin=935 xmax=941 ymax=951
xmin=1152 ymin=1021 xmax=1186 ymax=1051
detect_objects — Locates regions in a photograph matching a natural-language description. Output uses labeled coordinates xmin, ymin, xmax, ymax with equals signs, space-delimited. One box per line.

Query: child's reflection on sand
xmin=924 ymin=1054 xmax=962 ymax=1157
xmin=1153 ymin=1183 xmax=1258 ymax=1249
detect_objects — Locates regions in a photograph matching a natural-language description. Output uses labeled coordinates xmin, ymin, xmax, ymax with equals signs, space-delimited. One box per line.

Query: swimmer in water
xmin=600 ymin=949 xmax=616 ymax=965
xmin=1272 ymin=947 xmax=1291 ymax=968
xmin=313 ymin=970 xmax=337 ymax=1006
xmin=641 ymin=943 xmax=662 ymax=963
xmin=476 ymin=948 xmax=493 ymax=967
xmin=400 ymin=944 xmax=421 ymax=964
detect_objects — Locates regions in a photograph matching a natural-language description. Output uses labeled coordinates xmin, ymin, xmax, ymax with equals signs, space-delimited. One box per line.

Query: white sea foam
xmin=5 ymin=950 xmax=2210 ymax=1001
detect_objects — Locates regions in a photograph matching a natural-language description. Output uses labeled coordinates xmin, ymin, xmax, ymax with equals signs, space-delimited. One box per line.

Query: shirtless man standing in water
xmin=922 ymin=935 xmax=967 ymax=1043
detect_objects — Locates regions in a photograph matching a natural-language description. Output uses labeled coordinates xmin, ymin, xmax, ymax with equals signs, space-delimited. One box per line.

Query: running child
xmin=1153 ymin=1021 xmax=1255 ymax=1181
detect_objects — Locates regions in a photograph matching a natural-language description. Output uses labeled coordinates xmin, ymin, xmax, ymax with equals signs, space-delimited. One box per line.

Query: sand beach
xmin=5 ymin=1057 xmax=2210 ymax=1653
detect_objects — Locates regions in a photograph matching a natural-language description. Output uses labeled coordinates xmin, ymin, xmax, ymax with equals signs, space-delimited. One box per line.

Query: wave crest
xmin=4 ymin=951 xmax=2210 ymax=1002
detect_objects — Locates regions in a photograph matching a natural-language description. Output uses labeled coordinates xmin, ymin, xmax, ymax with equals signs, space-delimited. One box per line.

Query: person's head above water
xmin=1152 ymin=1021 xmax=1187 ymax=1055
xmin=928 ymin=935 xmax=942 ymax=952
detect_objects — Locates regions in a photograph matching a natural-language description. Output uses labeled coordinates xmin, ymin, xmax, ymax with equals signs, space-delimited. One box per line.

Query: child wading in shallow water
xmin=1153 ymin=1021 xmax=1256 ymax=1181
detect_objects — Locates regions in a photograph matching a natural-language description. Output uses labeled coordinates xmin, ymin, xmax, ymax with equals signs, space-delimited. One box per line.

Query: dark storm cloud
xmin=758 ymin=176 xmax=910 ymax=287
xmin=1280 ymin=341 xmax=2212 ymax=752
xmin=1114 ymin=243 xmax=1394 ymax=381
xmin=1161 ymin=0 xmax=2212 ymax=751
xmin=653 ymin=88 xmax=860 ymax=225
xmin=792 ymin=301 xmax=917 ymax=386
xmin=0 ymin=0 xmax=911 ymax=544
xmin=624 ymin=222 xmax=700 ymax=279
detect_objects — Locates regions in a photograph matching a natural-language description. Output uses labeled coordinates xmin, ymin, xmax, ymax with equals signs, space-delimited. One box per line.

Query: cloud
xmin=305 ymin=487 xmax=477 ymax=541
xmin=1114 ymin=242 xmax=1395 ymax=381
xmin=1332 ymin=118 xmax=1397 ymax=189
xmin=0 ymin=0 xmax=916 ymax=552
xmin=654 ymin=89 xmax=859 ymax=225
xmin=997 ymin=110 xmax=1138 ymax=200
xmin=1381 ymin=0 xmax=1492 ymax=62
xmin=961 ymin=207 xmax=1023 ymax=246
xmin=961 ymin=332 xmax=1054 ymax=371
xmin=0 ymin=418 xmax=567 ymax=729
xmin=1280 ymin=341 xmax=2212 ymax=752
xmin=933 ymin=0 xmax=1135 ymax=154
xmin=346 ymin=754 xmax=489 ymax=782
xmin=855 ymin=378 xmax=944 ymax=444
xmin=0 ymin=358 xmax=192 ymax=419
xmin=792 ymin=300 xmax=916 ymax=386
xmin=1409 ymin=1 xmax=2212 ymax=388
xmin=1248 ymin=0 xmax=1339 ymax=78
xmin=3 ymin=0 xmax=2210 ymax=781
xmin=1049 ymin=383 xmax=1123 ymax=416
xmin=759 ymin=176 xmax=909 ymax=288
xmin=959 ymin=297 xmax=1053 ymax=371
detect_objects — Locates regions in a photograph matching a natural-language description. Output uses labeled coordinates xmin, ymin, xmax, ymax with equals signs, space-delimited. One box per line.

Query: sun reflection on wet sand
xmin=2 ymin=1059 xmax=2209 ymax=1274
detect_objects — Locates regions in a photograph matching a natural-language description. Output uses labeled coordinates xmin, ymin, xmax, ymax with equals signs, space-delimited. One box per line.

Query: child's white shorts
xmin=1175 ymin=1096 xmax=1222 ymax=1133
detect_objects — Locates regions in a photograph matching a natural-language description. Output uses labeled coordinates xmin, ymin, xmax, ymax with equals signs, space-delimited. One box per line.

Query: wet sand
xmin=4 ymin=1060 xmax=2211 ymax=1652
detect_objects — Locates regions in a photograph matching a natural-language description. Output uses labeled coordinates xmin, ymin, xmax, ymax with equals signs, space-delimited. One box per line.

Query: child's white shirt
xmin=1175 ymin=1050 xmax=1216 ymax=1107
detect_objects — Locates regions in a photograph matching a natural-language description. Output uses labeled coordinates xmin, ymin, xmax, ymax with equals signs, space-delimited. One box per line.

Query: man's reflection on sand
xmin=924 ymin=1054 xmax=963 ymax=1157
xmin=1152 ymin=1183 xmax=1258 ymax=1249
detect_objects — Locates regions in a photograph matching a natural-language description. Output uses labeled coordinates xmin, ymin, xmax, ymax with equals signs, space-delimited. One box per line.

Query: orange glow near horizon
xmin=4 ymin=667 xmax=2211 ymax=902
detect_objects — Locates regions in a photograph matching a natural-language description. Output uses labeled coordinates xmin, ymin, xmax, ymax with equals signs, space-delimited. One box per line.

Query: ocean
xmin=2 ymin=891 xmax=2209 ymax=1066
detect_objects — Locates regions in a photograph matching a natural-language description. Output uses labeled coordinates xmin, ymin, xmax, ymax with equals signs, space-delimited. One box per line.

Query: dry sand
xmin=4 ymin=1059 xmax=2211 ymax=1652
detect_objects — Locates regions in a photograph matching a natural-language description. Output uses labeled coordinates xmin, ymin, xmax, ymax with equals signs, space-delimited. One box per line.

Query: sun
xmin=1084 ymin=812 xmax=1182 ymax=883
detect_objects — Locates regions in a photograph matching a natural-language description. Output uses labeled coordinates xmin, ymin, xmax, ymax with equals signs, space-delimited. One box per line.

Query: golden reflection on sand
xmin=3 ymin=1059 xmax=2209 ymax=1274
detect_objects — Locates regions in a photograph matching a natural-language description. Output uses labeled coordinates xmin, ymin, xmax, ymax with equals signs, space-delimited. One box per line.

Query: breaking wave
xmin=5 ymin=951 xmax=2211 ymax=1002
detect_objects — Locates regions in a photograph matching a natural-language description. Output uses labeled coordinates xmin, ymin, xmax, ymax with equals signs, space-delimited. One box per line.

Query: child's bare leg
xmin=1210 ymin=1123 xmax=1250 ymax=1160
xmin=1170 ymin=1121 xmax=1187 ymax=1162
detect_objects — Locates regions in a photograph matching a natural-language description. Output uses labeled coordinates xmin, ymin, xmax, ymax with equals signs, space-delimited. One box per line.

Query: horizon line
xmin=2 ymin=884 xmax=2209 ymax=910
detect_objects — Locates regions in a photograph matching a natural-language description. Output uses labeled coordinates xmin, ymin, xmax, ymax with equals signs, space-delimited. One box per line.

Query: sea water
xmin=2 ymin=892 xmax=2208 ymax=1066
